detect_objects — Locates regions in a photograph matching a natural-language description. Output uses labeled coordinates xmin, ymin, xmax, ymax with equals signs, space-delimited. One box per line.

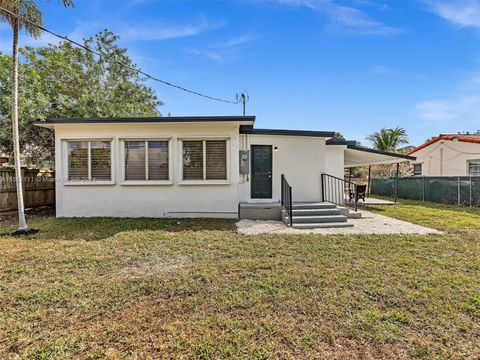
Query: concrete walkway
xmin=236 ymin=208 xmax=441 ymax=235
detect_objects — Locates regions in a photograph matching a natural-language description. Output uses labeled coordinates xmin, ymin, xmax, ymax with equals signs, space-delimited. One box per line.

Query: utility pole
xmin=236 ymin=92 xmax=249 ymax=116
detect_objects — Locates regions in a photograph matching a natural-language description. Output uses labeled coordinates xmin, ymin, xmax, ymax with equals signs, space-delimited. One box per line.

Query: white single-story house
xmin=33 ymin=116 xmax=415 ymax=227
xmin=407 ymin=134 xmax=480 ymax=177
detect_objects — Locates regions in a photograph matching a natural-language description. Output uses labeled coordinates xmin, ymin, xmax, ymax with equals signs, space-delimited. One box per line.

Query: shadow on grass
xmin=0 ymin=209 xmax=237 ymax=241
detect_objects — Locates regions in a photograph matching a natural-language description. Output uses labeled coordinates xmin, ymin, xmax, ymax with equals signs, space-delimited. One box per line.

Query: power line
xmin=0 ymin=6 xmax=240 ymax=105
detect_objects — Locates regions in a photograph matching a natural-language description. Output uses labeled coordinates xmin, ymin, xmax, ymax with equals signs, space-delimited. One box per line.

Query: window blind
xmin=148 ymin=141 xmax=169 ymax=180
xmin=125 ymin=141 xmax=146 ymax=180
xmin=68 ymin=141 xmax=88 ymax=180
xmin=183 ymin=141 xmax=203 ymax=180
xmin=206 ymin=140 xmax=227 ymax=180
xmin=91 ymin=141 xmax=111 ymax=181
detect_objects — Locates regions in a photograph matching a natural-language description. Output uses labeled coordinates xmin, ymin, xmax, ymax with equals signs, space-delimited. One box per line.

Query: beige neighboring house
xmin=407 ymin=134 xmax=480 ymax=176
xmin=33 ymin=116 xmax=414 ymax=227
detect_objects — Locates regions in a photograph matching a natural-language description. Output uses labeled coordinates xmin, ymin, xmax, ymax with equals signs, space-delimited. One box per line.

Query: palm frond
xmin=0 ymin=0 xmax=42 ymax=38
xmin=0 ymin=1 xmax=73 ymax=38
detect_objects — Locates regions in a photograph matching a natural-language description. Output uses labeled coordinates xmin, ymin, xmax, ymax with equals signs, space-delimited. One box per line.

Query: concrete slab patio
xmin=359 ymin=197 xmax=396 ymax=206
xmin=236 ymin=208 xmax=441 ymax=235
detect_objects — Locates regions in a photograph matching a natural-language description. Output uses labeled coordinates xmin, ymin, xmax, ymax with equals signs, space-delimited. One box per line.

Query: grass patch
xmin=0 ymin=206 xmax=479 ymax=359
xmin=366 ymin=197 xmax=480 ymax=231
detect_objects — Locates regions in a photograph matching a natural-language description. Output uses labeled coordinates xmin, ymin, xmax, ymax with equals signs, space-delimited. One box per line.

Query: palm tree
xmin=0 ymin=0 xmax=74 ymax=234
xmin=366 ymin=127 xmax=409 ymax=152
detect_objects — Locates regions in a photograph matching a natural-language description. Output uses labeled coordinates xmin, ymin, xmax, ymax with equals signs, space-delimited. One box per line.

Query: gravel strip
xmin=236 ymin=209 xmax=442 ymax=235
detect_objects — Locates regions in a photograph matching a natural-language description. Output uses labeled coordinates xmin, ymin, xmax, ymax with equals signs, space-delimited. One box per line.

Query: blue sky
xmin=2 ymin=0 xmax=480 ymax=146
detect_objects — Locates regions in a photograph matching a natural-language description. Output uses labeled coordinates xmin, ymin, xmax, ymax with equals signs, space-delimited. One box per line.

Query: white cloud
xmin=186 ymin=33 xmax=255 ymax=63
xmin=422 ymin=0 xmax=480 ymax=29
xmin=120 ymin=18 xmax=225 ymax=42
xmin=415 ymin=95 xmax=480 ymax=123
xmin=263 ymin=0 xmax=401 ymax=35
xmin=185 ymin=48 xmax=225 ymax=62
xmin=370 ymin=65 xmax=393 ymax=74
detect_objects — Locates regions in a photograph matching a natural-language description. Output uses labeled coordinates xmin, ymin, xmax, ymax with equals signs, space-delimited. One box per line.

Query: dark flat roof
xmin=240 ymin=126 xmax=335 ymax=138
xmin=347 ymin=145 xmax=416 ymax=160
xmin=32 ymin=116 xmax=256 ymax=125
xmin=326 ymin=139 xmax=357 ymax=146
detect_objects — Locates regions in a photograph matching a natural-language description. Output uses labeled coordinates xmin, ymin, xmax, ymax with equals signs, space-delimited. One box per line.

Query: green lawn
xmin=367 ymin=197 xmax=480 ymax=232
xmin=0 ymin=202 xmax=479 ymax=359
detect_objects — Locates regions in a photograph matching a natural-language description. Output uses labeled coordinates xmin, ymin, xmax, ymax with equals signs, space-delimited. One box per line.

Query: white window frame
xmin=467 ymin=159 xmax=480 ymax=176
xmin=120 ymin=138 xmax=173 ymax=186
xmin=178 ymin=137 xmax=231 ymax=185
xmin=62 ymin=138 xmax=115 ymax=186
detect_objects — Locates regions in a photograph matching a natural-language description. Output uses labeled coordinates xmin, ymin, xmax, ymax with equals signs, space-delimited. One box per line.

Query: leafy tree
xmin=366 ymin=127 xmax=409 ymax=152
xmin=0 ymin=30 xmax=162 ymax=167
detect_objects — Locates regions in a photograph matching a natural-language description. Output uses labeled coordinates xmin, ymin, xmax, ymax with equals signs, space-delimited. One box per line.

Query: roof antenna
xmin=236 ymin=92 xmax=250 ymax=116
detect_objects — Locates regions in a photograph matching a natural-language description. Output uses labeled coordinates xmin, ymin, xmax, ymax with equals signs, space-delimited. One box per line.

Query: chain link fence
xmin=371 ymin=176 xmax=480 ymax=207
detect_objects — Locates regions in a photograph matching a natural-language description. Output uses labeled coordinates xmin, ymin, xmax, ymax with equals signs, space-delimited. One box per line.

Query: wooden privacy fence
xmin=0 ymin=169 xmax=55 ymax=212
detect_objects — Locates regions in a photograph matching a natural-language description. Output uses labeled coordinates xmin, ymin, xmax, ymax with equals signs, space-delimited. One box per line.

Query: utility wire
xmin=0 ymin=6 xmax=239 ymax=104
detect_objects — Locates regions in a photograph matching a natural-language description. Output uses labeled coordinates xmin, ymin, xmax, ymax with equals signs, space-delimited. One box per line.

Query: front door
xmin=251 ymin=145 xmax=272 ymax=199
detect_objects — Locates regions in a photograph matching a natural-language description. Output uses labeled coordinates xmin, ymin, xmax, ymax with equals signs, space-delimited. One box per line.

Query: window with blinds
xmin=182 ymin=140 xmax=227 ymax=181
xmin=206 ymin=140 xmax=227 ymax=180
xmin=68 ymin=141 xmax=88 ymax=180
xmin=67 ymin=140 xmax=111 ymax=181
xmin=468 ymin=160 xmax=480 ymax=176
xmin=91 ymin=141 xmax=111 ymax=180
xmin=124 ymin=140 xmax=169 ymax=181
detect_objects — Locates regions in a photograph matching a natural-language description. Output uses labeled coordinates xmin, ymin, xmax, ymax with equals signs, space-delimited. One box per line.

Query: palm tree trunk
xmin=12 ymin=16 xmax=29 ymax=230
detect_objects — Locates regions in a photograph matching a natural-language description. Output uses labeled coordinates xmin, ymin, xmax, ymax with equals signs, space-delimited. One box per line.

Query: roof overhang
xmin=345 ymin=145 xmax=416 ymax=168
xmin=32 ymin=116 xmax=256 ymax=129
xmin=240 ymin=125 xmax=335 ymax=138
xmin=326 ymin=139 xmax=357 ymax=146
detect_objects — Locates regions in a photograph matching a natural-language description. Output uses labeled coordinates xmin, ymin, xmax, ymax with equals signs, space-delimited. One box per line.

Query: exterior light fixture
xmin=274 ymin=146 xmax=278 ymax=152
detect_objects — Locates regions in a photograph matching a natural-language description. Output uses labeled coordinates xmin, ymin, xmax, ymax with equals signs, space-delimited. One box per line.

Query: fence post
xmin=422 ymin=176 xmax=425 ymax=202
xmin=470 ymin=176 xmax=473 ymax=207
xmin=394 ymin=163 xmax=400 ymax=203
xmin=367 ymin=165 xmax=372 ymax=198
xmin=458 ymin=177 xmax=461 ymax=206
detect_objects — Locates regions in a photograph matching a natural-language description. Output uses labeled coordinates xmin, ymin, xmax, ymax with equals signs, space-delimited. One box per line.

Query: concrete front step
xmin=293 ymin=222 xmax=354 ymax=229
xmin=292 ymin=208 xmax=341 ymax=216
xmin=292 ymin=214 xmax=348 ymax=224
xmin=292 ymin=202 xmax=337 ymax=210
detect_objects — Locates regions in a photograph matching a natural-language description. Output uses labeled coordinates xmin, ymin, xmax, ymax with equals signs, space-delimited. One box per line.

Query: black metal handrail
xmin=281 ymin=174 xmax=293 ymax=226
xmin=321 ymin=173 xmax=358 ymax=212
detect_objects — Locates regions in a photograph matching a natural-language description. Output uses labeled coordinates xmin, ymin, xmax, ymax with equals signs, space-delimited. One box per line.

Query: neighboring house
xmin=407 ymin=134 xmax=480 ymax=176
xmin=33 ymin=116 xmax=413 ymax=223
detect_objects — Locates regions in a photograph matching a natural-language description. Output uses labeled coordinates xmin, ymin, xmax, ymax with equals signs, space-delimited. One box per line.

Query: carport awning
xmin=344 ymin=145 xmax=416 ymax=168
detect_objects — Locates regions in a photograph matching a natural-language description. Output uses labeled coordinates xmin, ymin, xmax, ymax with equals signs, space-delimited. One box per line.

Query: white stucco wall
xmin=412 ymin=140 xmax=480 ymax=176
xmin=238 ymin=134 xmax=327 ymax=202
xmin=325 ymin=145 xmax=346 ymax=179
xmin=52 ymin=122 xmax=333 ymax=217
xmin=54 ymin=122 xmax=241 ymax=218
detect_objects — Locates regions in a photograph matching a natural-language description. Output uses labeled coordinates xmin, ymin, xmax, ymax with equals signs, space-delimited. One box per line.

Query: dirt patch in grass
xmin=114 ymin=255 xmax=190 ymax=279
xmin=0 ymin=206 xmax=55 ymax=228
